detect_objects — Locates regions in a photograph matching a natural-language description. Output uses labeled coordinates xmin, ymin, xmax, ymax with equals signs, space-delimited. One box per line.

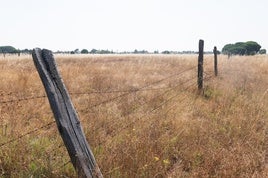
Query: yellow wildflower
xmin=163 ymin=159 xmax=170 ymax=165
xmin=154 ymin=157 xmax=160 ymax=161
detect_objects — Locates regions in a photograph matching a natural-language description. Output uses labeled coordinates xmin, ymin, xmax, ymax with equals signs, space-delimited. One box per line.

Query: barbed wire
xmin=75 ymin=66 xmax=196 ymax=110
xmin=49 ymin=76 xmax=199 ymax=168
xmin=70 ymin=87 xmax=172 ymax=95
xmin=163 ymin=74 xmax=215 ymax=116
xmin=0 ymin=68 xmax=212 ymax=150
xmin=0 ymin=121 xmax=55 ymax=147
xmin=96 ymin=81 xmax=196 ymax=148
xmin=88 ymin=75 xmax=197 ymax=133
xmin=96 ymin=73 xmax=215 ymax=147
xmin=0 ymin=88 xmax=171 ymax=105
xmin=0 ymin=64 xmax=213 ymax=174
xmin=0 ymin=87 xmax=178 ymax=105
xmin=0 ymin=71 xmax=213 ymax=146
xmin=59 ymin=73 xmax=212 ymax=150
xmin=51 ymin=73 xmax=198 ymax=171
xmin=0 ymin=95 xmax=46 ymax=104
xmin=76 ymin=74 xmax=213 ymax=175
xmin=0 ymin=66 xmax=196 ymax=105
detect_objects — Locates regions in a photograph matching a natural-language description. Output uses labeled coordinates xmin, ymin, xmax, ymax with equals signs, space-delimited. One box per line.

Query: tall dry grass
xmin=0 ymin=54 xmax=268 ymax=177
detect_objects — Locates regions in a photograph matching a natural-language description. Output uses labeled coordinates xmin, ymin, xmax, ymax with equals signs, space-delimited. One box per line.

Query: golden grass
xmin=0 ymin=54 xmax=268 ymax=177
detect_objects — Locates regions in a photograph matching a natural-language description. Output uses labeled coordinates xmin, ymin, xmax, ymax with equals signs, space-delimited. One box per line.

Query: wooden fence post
xmin=32 ymin=48 xmax=103 ymax=178
xmin=213 ymin=46 xmax=218 ymax=76
xmin=198 ymin=40 xmax=204 ymax=91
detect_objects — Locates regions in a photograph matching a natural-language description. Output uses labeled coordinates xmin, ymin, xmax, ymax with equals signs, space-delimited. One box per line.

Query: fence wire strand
xmin=0 ymin=60 xmax=219 ymax=174
xmin=0 ymin=121 xmax=55 ymax=147
xmin=99 ymin=73 xmax=215 ymax=146
xmin=89 ymin=75 xmax=197 ymax=134
xmin=0 ymin=66 xmax=196 ymax=105
xmin=98 ymin=81 xmax=197 ymax=147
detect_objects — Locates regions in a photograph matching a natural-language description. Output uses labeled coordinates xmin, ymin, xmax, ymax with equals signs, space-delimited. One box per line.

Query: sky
xmin=0 ymin=0 xmax=267 ymax=52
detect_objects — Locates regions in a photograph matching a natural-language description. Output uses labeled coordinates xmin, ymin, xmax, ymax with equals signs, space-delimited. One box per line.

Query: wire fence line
xmin=51 ymin=74 xmax=200 ymax=154
xmin=93 ymin=80 xmax=198 ymax=149
xmin=97 ymin=74 xmax=216 ymax=148
xmin=0 ymin=87 xmax=176 ymax=104
xmin=163 ymin=74 xmax=215 ymax=116
xmin=102 ymin=80 xmax=195 ymax=143
xmin=0 ymin=68 xmax=213 ymax=150
xmin=0 ymin=121 xmax=55 ymax=147
xmin=0 ymin=62 xmax=217 ymax=174
xmin=49 ymin=73 xmax=214 ymax=173
xmin=86 ymin=67 xmax=196 ymax=107
xmin=88 ymin=75 xmax=198 ymax=134
xmin=0 ymin=95 xmax=47 ymax=104
xmin=52 ymin=81 xmax=198 ymax=172
xmin=0 ymin=66 xmax=196 ymax=105
xmin=0 ymin=88 xmax=170 ymax=105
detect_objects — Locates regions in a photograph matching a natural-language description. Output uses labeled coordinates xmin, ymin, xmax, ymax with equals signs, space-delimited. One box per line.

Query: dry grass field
xmin=0 ymin=54 xmax=268 ymax=177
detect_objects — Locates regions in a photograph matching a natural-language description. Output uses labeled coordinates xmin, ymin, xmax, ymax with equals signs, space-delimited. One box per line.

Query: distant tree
xmin=90 ymin=49 xmax=98 ymax=54
xmin=81 ymin=49 xmax=89 ymax=54
xmin=99 ymin=50 xmax=111 ymax=54
xmin=20 ymin=49 xmax=32 ymax=54
xmin=222 ymin=41 xmax=261 ymax=55
xmin=0 ymin=46 xmax=18 ymax=54
xmin=74 ymin=49 xmax=80 ymax=54
xmin=222 ymin=44 xmax=233 ymax=54
xmin=244 ymin=41 xmax=261 ymax=55
xmin=141 ymin=50 xmax=148 ymax=54
xmin=259 ymin=49 xmax=266 ymax=54
xmin=162 ymin=50 xmax=170 ymax=54
xmin=133 ymin=49 xmax=148 ymax=54
xmin=154 ymin=50 xmax=159 ymax=54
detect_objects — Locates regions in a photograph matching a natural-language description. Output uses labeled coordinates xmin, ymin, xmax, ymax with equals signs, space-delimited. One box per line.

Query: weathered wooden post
xmin=32 ymin=48 xmax=103 ymax=178
xmin=198 ymin=40 xmax=204 ymax=91
xmin=213 ymin=46 xmax=218 ymax=76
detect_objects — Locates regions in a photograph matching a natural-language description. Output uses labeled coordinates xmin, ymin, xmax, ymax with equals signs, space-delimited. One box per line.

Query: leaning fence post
xmin=213 ymin=46 xmax=218 ymax=76
xmin=32 ymin=48 xmax=103 ymax=178
xmin=198 ymin=40 xmax=204 ymax=91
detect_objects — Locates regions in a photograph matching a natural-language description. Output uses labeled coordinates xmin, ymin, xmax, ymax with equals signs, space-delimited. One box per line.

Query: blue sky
xmin=1 ymin=0 xmax=267 ymax=52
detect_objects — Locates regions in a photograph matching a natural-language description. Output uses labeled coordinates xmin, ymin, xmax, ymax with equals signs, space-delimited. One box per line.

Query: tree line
xmin=0 ymin=41 xmax=266 ymax=56
xmin=0 ymin=46 xmax=32 ymax=55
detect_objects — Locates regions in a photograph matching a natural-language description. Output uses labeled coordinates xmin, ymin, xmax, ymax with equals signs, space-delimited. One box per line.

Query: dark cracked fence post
xmin=198 ymin=40 xmax=204 ymax=92
xmin=32 ymin=48 xmax=103 ymax=178
xmin=213 ymin=46 xmax=218 ymax=77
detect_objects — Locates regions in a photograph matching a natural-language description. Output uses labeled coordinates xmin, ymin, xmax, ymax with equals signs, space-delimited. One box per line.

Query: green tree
xmin=0 ymin=46 xmax=18 ymax=53
xmin=222 ymin=41 xmax=261 ymax=56
xmin=162 ymin=50 xmax=171 ymax=54
xmin=90 ymin=49 xmax=98 ymax=54
xmin=133 ymin=49 xmax=148 ymax=54
xmin=244 ymin=41 xmax=261 ymax=55
xmin=259 ymin=49 xmax=266 ymax=54
xmin=222 ymin=44 xmax=234 ymax=55
xmin=81 ymin=49 xmax=89 ymax=54
xmin=20 ymin=49 xmax=32 ymax=54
